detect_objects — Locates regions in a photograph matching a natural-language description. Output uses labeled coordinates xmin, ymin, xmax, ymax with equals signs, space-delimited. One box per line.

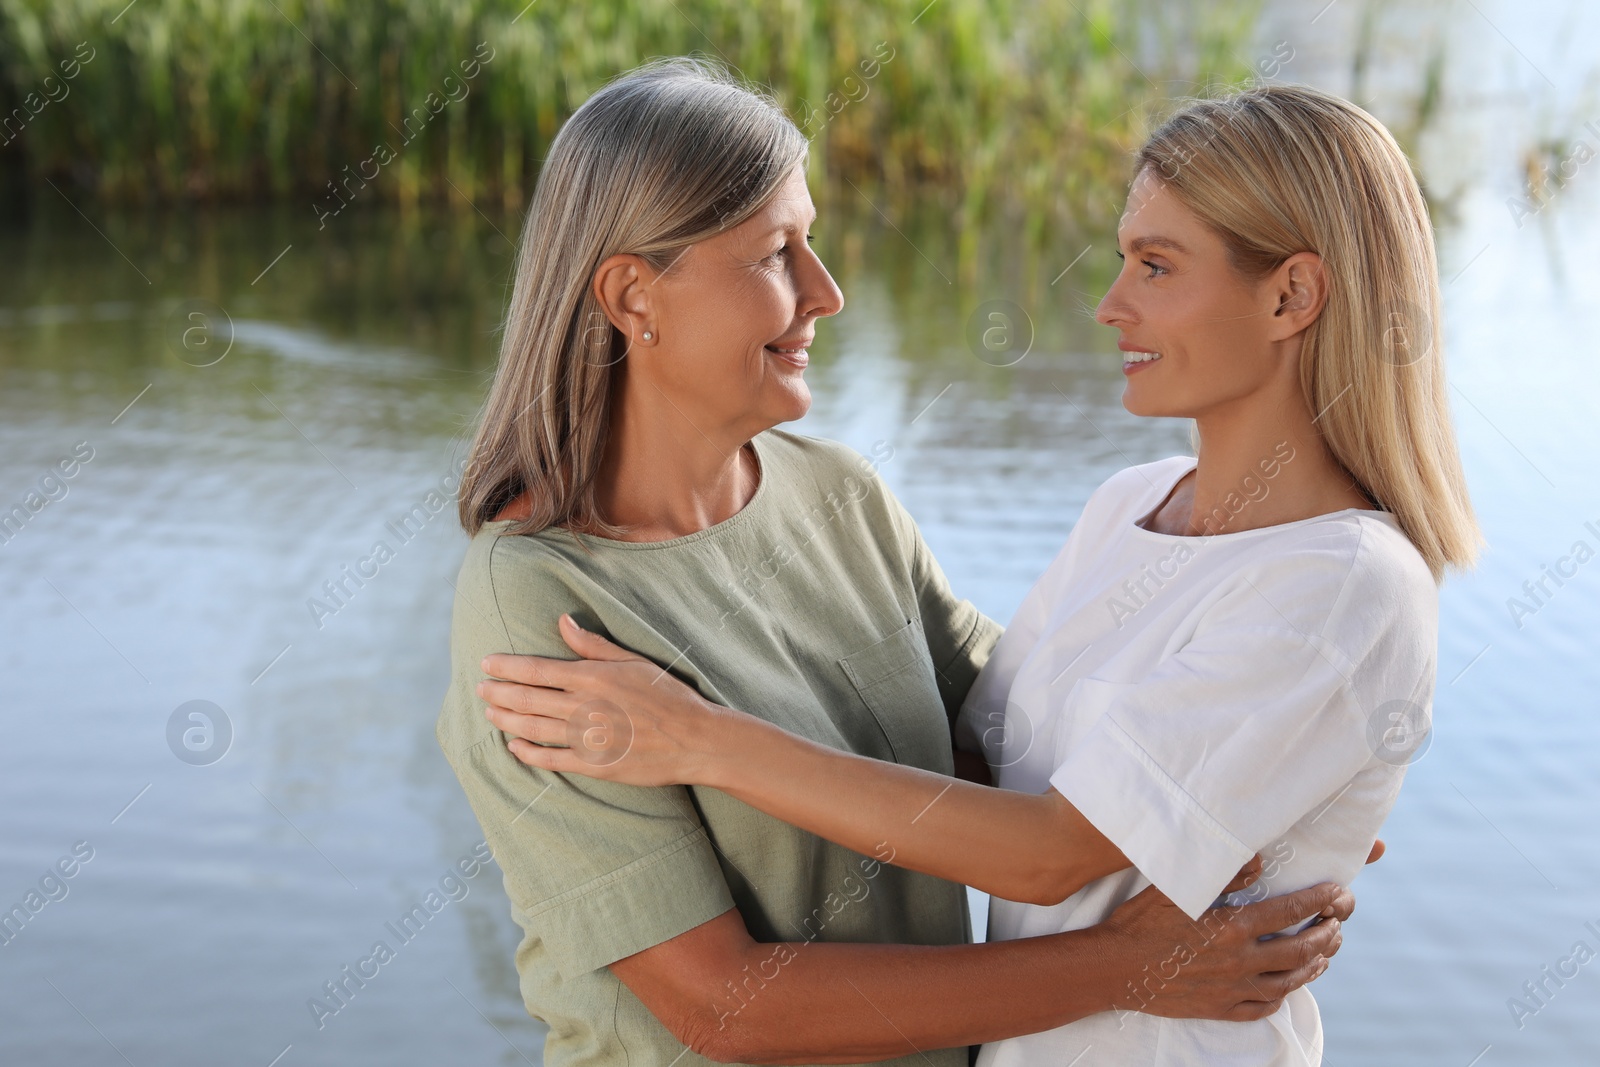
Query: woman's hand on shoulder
xmin=478 ymin=615 xmax=736 ymax=788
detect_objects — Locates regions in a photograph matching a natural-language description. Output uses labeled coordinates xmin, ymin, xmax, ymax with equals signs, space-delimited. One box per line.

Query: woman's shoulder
xmin=1234 ymin=510 xmax=1439 ymax=661
xmin=757 ymin=428 xmax=900 ymax=518
xmin=454 ymin=521 xmax=596 ymax=609
xmin=1333 ymin=510 xmax=1438 ymax=615
xmin=759 ymin=427 xmax=890 ymax=484
xmin=1258 ymin=509 xmax=1434 ymax=597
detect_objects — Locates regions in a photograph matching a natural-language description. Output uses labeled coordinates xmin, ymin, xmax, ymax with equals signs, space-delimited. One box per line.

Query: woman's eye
xmin=1114 ymin=249 xmax=1167 ymax=277
xmin=762 ymin=235 xmax=815 ymax=268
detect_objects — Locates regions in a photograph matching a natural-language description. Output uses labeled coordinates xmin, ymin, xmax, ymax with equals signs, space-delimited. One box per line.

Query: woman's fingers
xmin=1249 ymin=917 xmax=1341 ymax=977
xmin=505 ymin=703 xmax=679 ymax=784
xmin=1365 ymin=838 xmax=1386 ymax=864
xmin=495 ymin=702 xmax=639 ymax=771
xmin=486 ymin=704 xmax=569 ymax=745
xmin=1223 ymin=936 xmax=1333 ymax=1021
xmin=1100 ymin=882 xmax=1336 ymax=1022
xmin=1317 ymin=882 xmax=1356 ymax=923
xmin=476 ymin=624 xmax=723 ymax=788
xmin=507 ymin=736 xmax=592 ymax=774
xmin=483 ymin=617 xmax=659 ymax=698
xmin=1236 ymin=881 xmax=1344 ymax=938
xmin=481 ymin=652 xmax=583 ymax=690
xmin=478 ymin=679 xmax=582 ymax=718
xmin=559 ymin=614 xmax=649 ymax=663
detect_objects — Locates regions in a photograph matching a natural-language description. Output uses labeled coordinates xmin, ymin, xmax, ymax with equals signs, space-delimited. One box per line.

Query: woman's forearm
xmin=688 ymin=926 xmax=1130 ymax=1064
xmin=622 ymin=878 xmax=1349 ymax=1065
xmin=704 ymin=711 xmax=1127 ymax=906
xmin=481 ymin=631 xmax=1127 ymax=903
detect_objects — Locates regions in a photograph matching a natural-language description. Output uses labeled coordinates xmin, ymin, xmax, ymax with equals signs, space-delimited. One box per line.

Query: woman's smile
xmin=764 ymin=334 xmax=812 ymax=367
xmin=1119 ymin=341 xmax=1164 ymax=374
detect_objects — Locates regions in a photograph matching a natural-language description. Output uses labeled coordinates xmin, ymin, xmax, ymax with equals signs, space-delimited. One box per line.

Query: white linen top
xmin=955 ymin=455 xmax=1438 ymax=1066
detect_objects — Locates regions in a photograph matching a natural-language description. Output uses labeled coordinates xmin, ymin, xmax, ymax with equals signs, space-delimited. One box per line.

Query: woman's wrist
xmin=688 ymin=703 xmax=787 ymax=796
xmin=684 ymin=699 xmax=761 ymax=791
xmin=1090 ymin=921 xmax=1146 ymax=1016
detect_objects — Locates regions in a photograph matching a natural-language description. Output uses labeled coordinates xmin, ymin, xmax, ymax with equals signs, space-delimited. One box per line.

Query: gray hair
xmin=458 ymin=57 xmax=808 ymax=538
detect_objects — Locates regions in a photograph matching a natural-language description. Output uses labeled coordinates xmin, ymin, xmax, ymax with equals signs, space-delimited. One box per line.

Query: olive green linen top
xmin=437 ymin=428 xmax=1003 ymax=1067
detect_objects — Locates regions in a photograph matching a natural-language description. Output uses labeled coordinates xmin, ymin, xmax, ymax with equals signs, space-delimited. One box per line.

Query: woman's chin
xmin=767 ymin=382 xmax=812 ymax=423
xmin=1121 ymin=385 xmax=1184 ymax=420
xmin=1121 ymin=390 xmax=1159 ymax=418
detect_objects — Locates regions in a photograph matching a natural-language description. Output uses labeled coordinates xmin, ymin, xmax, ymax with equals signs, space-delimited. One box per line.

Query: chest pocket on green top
xmin=839 ymin=619 xmax=953 ymax=775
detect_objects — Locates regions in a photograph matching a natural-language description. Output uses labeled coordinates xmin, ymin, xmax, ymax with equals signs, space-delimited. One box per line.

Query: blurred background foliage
xmin=0 ymin=0 xmax=1261 ymax=245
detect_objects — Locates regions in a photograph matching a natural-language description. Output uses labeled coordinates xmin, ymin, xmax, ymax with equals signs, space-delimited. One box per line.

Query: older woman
xmin=438 ymin=59 xmax=1353 ymax=1067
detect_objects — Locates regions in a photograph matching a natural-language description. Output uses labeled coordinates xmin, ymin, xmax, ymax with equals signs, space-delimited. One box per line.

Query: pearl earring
xmin=642 ymin=331 xmax=652 ymax=341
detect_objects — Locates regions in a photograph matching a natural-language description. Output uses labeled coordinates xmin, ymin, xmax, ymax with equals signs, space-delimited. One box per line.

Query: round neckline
xmin=1130 ymin=456 xmax=1396 ymax=541
xmin=488 ymin=433 xmax=772 ymax=551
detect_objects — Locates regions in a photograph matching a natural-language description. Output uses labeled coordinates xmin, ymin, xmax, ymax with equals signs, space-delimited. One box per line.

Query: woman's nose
xmin=800 ymin=249 xmax=845 ymax=319
xmin=1095 ymin=278 xmax=1134 ymax=327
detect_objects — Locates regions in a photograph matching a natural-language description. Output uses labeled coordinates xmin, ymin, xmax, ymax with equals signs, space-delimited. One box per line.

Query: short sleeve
xmin=880 ymin=480 xmax=1003 ymax=724
xmin=436 ymin=535 xmax=736 ymax=979
xmin=1048 ymin=532 xmax=1434 ymax=919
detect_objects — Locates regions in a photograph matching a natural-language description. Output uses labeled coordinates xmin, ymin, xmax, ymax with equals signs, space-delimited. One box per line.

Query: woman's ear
xmin=1265 ymin=251 xmax=1328 ymax=340
xmin=592 ymin=253 xmax=661 ymax=347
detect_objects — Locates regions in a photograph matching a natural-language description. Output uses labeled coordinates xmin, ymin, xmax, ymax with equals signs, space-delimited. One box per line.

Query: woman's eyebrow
xmin=753 ymin=216 xmax=816 ymax=244
xmin=1128 ymin=235 xmax=1190 ymax=255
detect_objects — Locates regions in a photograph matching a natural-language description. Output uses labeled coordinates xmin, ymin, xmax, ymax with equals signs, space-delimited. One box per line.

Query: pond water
xmin=2 ymin=1 xmax=1597 ymax=1065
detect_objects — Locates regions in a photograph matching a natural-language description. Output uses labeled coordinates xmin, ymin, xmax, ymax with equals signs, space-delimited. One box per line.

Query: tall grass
xmin=0 ymin=0 xmax=1258 ymax=240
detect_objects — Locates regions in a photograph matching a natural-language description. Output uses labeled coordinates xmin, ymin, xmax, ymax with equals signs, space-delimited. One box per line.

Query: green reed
xmin=0 ymin=0 xmax=1258 ymax=246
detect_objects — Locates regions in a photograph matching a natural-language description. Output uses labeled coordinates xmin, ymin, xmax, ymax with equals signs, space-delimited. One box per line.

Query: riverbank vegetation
xmin=0 ymin=0 xmax=1258 ymax=242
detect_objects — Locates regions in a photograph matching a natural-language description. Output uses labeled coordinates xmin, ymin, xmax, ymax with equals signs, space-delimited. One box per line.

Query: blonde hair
xmin=457 ymin=57 xmax=807 ymax=538
xmin=1136 ymin=84 xmax=1479 ymax=579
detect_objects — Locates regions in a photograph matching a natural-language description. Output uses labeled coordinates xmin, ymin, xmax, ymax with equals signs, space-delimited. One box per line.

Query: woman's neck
xmin=584 ymin=377 xmax=762 ymax=541
xmin=1148 ymin=393 xmax=1373 ymax=537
